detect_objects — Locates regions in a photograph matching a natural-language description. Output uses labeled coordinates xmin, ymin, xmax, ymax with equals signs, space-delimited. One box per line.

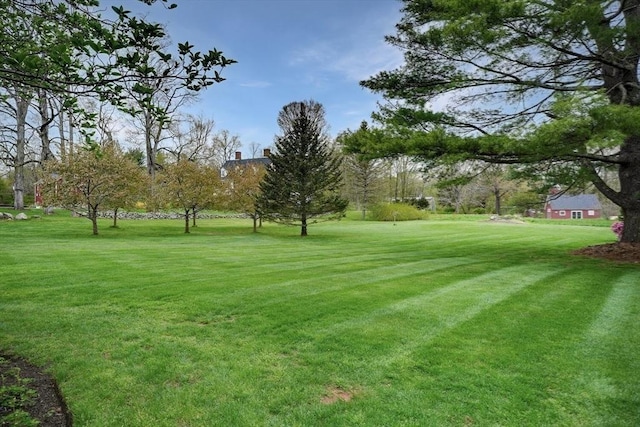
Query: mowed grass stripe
xmin=332 ymin=266 xmax=557 ymax=365
xmin=566 ymin=272 xmax=640 ymax=426
xmin=216 ymin=257 xmax=479 ymax=304
xmin=378 ymin=267 xmax=636 ymax=426
xmin=308 ymin=264 xmax=563 ymax=363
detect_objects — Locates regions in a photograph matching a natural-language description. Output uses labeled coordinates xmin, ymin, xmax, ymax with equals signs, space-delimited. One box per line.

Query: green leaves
xmin=177 ymin=41 xmax=195 ymax=55
xmin=131 ymin=82 xmax=154 ymax=95
xmin=111 ymin=5 xmax=131 ymax=19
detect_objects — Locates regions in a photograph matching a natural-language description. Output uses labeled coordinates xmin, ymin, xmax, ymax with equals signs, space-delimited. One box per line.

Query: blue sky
xmin=117 ymin=0 xmax=404 ymax=155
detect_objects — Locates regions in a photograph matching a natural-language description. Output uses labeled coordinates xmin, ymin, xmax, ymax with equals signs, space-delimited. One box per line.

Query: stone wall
xmin=0 ymin=210 xmax=248 ymax=220
xmin=95 ymin=211 xmax=249 ymax=220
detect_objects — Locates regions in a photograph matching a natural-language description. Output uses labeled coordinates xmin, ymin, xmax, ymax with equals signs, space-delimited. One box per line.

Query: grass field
xmin=1 ymin=212 xmax=639 ymax=426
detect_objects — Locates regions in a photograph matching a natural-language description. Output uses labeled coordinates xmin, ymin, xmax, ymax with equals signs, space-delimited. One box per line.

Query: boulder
xmin=15 ymin=212 xmax=28 ymax=220
xmin=0 ymin=212 xmax=13 ymax=220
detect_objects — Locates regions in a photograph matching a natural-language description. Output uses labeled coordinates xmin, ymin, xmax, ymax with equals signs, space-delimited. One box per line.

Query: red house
xmin=544 ymin=194 xmax=602 ymax=219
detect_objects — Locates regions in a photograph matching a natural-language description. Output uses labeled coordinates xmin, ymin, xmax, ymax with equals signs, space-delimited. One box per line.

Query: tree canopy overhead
xmin=361 ymin=0 xmax=640 ymax=242
xmin=0 ymin=0 xmax=235 ymax=121
xmin=364 ymin=0 xmax=639 ymax=131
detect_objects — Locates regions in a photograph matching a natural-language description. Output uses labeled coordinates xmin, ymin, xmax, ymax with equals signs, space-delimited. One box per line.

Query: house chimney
xmin=235 ymin=151 xmax=242 ymax=160
xmin=263 ymin=148 xmax=271 ymax=157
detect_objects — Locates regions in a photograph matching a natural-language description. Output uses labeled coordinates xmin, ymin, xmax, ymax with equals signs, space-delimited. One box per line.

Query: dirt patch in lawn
xmin=572 ymin=242 xmax=640 ymax=263
xmin=321 ymin=386 xmax=354 ymax=404
xmin=485 ymin=216 xmax=526 ymax=224
xmin=0 ymin=354 xmax=72 ymax=426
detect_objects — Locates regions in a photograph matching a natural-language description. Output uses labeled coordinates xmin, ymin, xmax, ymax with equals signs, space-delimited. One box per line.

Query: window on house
xmin=587 ymin=210 xmax=595 ymax=216
xmin=559 ymin=210 xmax=566 ymax=216
xmin=571 ymin=211 xmax=582 ymax=219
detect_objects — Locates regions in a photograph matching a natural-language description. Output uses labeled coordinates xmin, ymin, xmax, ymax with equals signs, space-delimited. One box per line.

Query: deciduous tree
xmin=166 ymin=114 xmax=217 ymax=164
xmin=0 ymin=85 xmax=34 ymax=210
xmin=41 ymin=144 xmax=144 ymax=235
xmin=212 ymin=129 xmax=242 ymax=168
xmin=223 ymin=161 xmax=267 ymax=232
xmin=338 ymin=122 xmax=385 ymax=219
xmin=157 ymin=160 xmax=220 ymax=233
xmin=1 ymin=1 xmax=235 ymax=111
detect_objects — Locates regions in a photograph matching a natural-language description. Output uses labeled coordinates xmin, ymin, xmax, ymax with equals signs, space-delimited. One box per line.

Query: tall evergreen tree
xmin=257 ymin=100 xmax=348 ymax=236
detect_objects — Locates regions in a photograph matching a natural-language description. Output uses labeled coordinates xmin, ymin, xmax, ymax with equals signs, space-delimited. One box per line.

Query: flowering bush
xmin=611 ymin=221 xmax=624 ymax=241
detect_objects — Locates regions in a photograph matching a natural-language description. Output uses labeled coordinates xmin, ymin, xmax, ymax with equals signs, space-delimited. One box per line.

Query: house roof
xmin=546 ymin=194 xmax=602 ymax=210
xmin=222 ymin=157 xmax=271 ymax=170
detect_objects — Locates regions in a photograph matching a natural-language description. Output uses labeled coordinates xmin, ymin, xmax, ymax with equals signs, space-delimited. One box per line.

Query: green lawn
xmin=1 ymin=213 xmax=639 ymax=426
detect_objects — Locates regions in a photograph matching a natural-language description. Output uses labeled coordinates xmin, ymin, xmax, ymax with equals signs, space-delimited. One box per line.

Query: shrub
xmin=407 ymin=197 xmax=432 ymax=210
xmin=0 ymin=178 xmax=13 ymax=206
xmin=611 ymin=221 xmax=624 ymax=241
xmin=368 ymin=203 xmax=428 ymax=221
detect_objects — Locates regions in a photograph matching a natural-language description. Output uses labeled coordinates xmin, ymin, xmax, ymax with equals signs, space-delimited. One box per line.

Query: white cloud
xmin=288 ymin=5 xmax=404 ymax=83
xmin=333 ymin=42 xmax=403 ymax=82
xmin=238 ymin=80 xmax=272 ymax=88
xmin=288 ymin=42 xmax=334 ymax=66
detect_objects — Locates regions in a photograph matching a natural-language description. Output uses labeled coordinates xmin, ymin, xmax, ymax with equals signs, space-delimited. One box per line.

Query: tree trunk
xmin=621 ymin=208 xmax=640 ymax=242
xmin=38 ymin=89 xmax=54 ymax=162
xmin=596 ymin=9 xmax=640 ymax=242
xmin=68 ymin=113 xmax=74 ymax=157
xmin=301 ymin=216 xmax=308 ymax=236
xmin=13 ymin=87 xmax=31 ymax=210
xmin=494 ymin=187 xmax=502 ymax=216
xmin=587 ymin=135 xmax=640 ymax=243
xmin=362 ymin=180 xmax=369 ymax=220
xmin=184 ymin=209 xmax=191 ymax=233
xmin=89 ymin=206 xmax=99 ymax=235
xmin=617 ymin=136 xmax=640 ymax=243
xmin=13 ymin=173 xmax=24 ymax=210
xmin=192 ymin=207 xmax=197 ymax=227
xmin=145 ymin=112 xmax=156 ymax=179
xmin=58 ymin=108 xmax=67 ymax=161
xmin=112 ymin=207 xmax=119 ymax=228
xmin=13 ymin=89 xmax=30 ymax=210
xmin=253 ymin=215 xmax=258 ymax=232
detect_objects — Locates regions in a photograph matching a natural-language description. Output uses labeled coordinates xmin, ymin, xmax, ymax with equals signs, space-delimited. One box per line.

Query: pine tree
xmin=257 ymin=100 xmax=348 ymax=236
xmin=361 ymin=0 xmax=640 ymax=242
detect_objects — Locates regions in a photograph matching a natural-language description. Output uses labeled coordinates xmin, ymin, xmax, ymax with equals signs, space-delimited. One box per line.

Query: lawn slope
xmin=1 ymin=215 xmax=638 ymax=426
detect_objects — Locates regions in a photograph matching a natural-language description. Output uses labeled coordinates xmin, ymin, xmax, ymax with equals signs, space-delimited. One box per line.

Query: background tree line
xmin=4 ymin=0 xmax=633 ymax=239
